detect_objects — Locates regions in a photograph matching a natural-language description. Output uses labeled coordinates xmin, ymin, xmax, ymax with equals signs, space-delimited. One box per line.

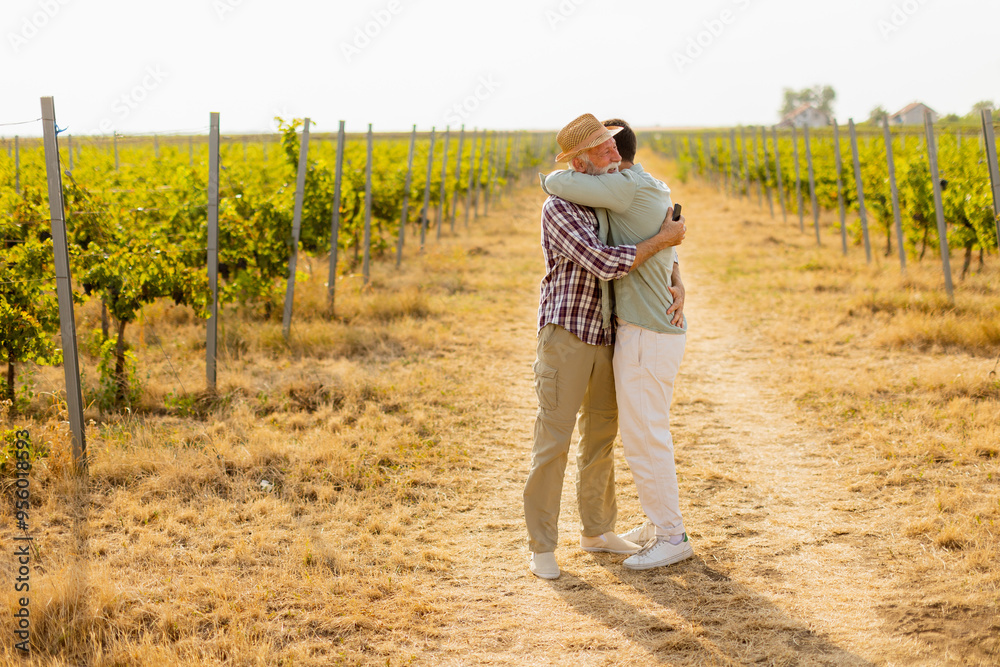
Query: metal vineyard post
xmin=804 ymin=125 xmax=820 ymax=246
xmin=832 ymin=120 xmax=848 ymax=256
xmin=849 ymin=119 xmax=873 ymax=264
xmin=363 ymin=124 xmax=373 ymax=285
xmin=981 ymin=108 xmax=1000 ymax=250
xmin=760 ymin=127 xmax=774 ymax=218
xmin=924 ymin=111 xmax=955 ymax=303
xmin=772 ymin=127 xmax=788 ymax=224
xmin=206 ymin=112 xmax=220 ymax=393
xmin=792 ymin=125 xmax=804 ymax=233
xmin=420 ymin=127 xmax=436 ymax=250
xmin=436 ymin=127 xmax=450 ymax=240
xmin=329 ymin=121 xmax=346 ymax=310
xmin=41 ymin=96 xmax=86 ymax=471
xmin=396 ymin=124 xmax=416 ymax=269
xmin=882 ymin=116 xmax=907 ymax=272
xmin=450 ymin=125 xmax=465 ymax=233
xmin=282 ymin=117 xmax=310 ymax=340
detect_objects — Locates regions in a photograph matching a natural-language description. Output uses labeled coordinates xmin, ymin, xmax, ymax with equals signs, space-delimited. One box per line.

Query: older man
xmin=524 ymin=113 xmax=685 ymax=580
xmin=543 ymin=118 xmax=692 ymax=571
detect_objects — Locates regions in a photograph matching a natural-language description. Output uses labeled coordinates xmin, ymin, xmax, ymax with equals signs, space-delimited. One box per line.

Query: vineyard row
xmin=639 ymin=110 xmax=1000 ymax=299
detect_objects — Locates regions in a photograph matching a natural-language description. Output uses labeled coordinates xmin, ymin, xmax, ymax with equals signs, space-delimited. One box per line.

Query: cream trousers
xmin=613 ymin=318 xmax=687 ymax=538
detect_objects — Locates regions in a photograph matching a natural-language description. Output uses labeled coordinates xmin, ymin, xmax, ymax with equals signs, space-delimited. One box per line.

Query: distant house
xmin=778 ymin=104 xmax=831 ymax=129
xmin=890 ymin=102 xmax=937 ymax=126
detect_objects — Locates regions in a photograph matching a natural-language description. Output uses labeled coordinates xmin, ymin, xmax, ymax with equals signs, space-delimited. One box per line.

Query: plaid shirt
xmin=537 ymin=196 xmax=636 ymax=346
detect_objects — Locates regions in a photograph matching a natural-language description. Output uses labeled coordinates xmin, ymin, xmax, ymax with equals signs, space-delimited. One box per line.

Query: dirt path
xmin=391 ymin=165 xmax=976 ymax=666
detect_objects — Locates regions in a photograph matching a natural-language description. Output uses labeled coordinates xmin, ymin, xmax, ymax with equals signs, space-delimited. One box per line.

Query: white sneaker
xmin=529 ymin=552 xmax=560 ymax=579
xmin=623 ymin=534 xmax=693 ymax=570
xmin=580 ymin=532 xmax=641 ymax=554
xmin=618 ymin=521 xmax=655 ymax=547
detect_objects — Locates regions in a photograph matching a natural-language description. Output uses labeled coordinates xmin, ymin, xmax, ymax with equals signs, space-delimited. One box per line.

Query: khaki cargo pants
xmin=524 ymin=324 xmax=619 ymax=554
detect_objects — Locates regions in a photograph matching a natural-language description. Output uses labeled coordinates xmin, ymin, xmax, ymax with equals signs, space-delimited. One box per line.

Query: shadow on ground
xmin=550 ymin=556 xmax=875 ymax=666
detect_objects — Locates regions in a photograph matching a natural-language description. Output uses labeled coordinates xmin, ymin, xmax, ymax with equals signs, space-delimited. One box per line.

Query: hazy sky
xmin=3 ymin=0 xmax=998 ymax=137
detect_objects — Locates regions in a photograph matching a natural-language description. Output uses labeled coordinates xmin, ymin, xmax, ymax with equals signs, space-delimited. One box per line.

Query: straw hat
xmin=555 ymin=113 xmax=623 ymax=162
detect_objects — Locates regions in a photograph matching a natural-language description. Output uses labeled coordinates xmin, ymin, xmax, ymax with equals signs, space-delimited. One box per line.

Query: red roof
xmin=891 ymin=102 xmax=935 ymax=118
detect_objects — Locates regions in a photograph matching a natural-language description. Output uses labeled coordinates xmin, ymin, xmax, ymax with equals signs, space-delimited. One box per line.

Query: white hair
xmin=569 ymin=151 xmax=593 ymax=173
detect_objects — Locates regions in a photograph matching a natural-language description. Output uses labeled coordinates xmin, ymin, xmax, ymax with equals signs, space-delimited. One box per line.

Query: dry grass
xmin=1 ymin=162 xmax=998 ymax=665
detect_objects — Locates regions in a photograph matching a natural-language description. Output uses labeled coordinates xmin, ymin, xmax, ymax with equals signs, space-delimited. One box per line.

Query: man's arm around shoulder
xmin=543 ymin=169 xmax=640 ymax=214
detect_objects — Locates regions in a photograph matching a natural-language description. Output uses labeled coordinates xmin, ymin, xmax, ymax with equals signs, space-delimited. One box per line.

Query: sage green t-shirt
xmin=543 ymin=164 xmax=687 ymax=335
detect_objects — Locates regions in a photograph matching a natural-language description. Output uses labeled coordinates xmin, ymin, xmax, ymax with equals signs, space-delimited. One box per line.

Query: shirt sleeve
xmin=543 ymin=198 xmax=635 ymax=281
xmin=543 ymin=169 xmax=640 ymax=214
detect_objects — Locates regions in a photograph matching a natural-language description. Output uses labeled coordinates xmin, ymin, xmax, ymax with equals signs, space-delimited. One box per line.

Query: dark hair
xmin=603 ymin=118 xmax=636 ymax=162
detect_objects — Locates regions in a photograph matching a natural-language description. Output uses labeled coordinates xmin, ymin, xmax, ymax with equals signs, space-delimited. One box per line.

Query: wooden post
xmin=750 ymin=128 xmax=763 ymax=208
xmin=281 ymin=117 xmax=310 ymax=340
xmin=396 ymin=124 xmax=416 ymax=268
xmin=465 ymin=129 xmax=477 ymax=228
xmin=420 ymin=127 xmax=436 ymax=249
xmin=436 ymin=127 xmax=450 ymax=240
xmin=450 ymin=124 xmax=465 ymax=232
xmin=882 ymin=117 xmax=907 ymax=271
xmin=924 ymin=111 xmax=955 ymax=302
xmin=40 ymin=97 xmax=86 ymax=472
xmin=804 ymin=125 xmax=820 ymax=245
xmin=362 ymin=124 xmax=373 ymax=285
xmin=484 ymin=132 xmax=496 ymax=215
xmin=328 ymin=121 xmax=346 ymax=310
xmin=792 ymin=125 xmax=804 ymax=232
xmin=740 ymin=127 xmax=753 ymax=205
xmin=474 ymin=131 xmax=487 ymax=218
xmin=760 ymin=127 xmax=774 ymax=218
xmin=114 ymin=132 xmax=119 ymax=171
xmin=772 ymin=127 xmax=788 ymax=224
xmin=728 ymin=129 xmax=739 ymax=199
xmin=849 ymin=119 xmax=873 ymax=263
xmin=155 ymin=134 xmax=160 ymax=159
xmin=14 ymin=136 xmax=19 ymax=193
xmin=833 ymin=120 xmax=848 ymax=256
xmin=206 ymin=112 xmax=221 ymax=393
xmin=981 ymin=109 xmax=1000 ymax=251
xmin=497 ymin=132 xmax=509 ymax=204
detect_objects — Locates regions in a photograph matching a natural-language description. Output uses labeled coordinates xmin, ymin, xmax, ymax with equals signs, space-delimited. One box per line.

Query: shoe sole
xmin=529 ymin=567 xmax=560 ymax=580
xmin=623 ymin=545 xmax=693 ymax=570
xmin=581 ymin=546 xmax=640 ymax=554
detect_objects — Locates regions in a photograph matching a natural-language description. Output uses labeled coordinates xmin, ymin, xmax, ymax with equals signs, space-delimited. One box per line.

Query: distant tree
xmin=867 ymin=106 xmax=889 ymax=125
xmin=970 ymin=100 xmax=994 ymax=115
xmin=966 ymin=100 xmax=999 ymax=121
xmin=940 ymin=113 xmax=962 ymax=123
xmin=780 ymin=85 xmax=836 ymax=118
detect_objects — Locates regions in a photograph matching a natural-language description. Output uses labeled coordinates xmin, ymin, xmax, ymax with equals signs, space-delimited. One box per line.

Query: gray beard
xmin=581 ymin=157 xmax=620 ymax=175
